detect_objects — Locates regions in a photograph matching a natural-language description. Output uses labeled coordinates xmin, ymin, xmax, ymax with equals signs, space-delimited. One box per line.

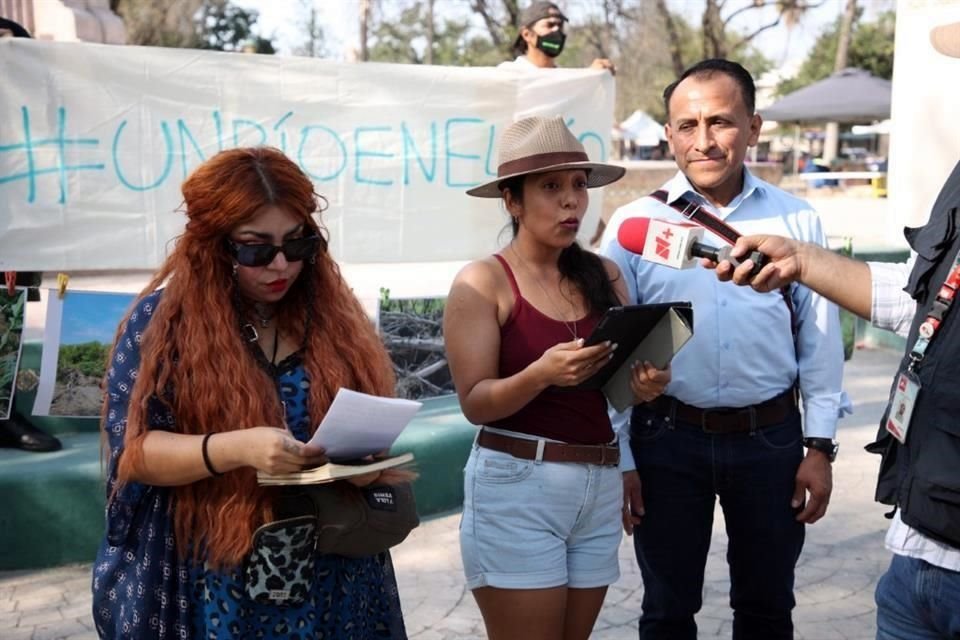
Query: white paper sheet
xmin=308 ymin=388 xmax=422 ymax=459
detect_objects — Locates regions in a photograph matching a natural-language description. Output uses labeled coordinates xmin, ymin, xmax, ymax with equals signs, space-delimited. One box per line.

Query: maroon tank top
xmin=486 ymin=254 xmax=614 ymax=444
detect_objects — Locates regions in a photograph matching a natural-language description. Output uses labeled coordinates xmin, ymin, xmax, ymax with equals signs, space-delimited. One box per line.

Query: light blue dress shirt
xmin=600 ymin=169 xmax=849 ymax=471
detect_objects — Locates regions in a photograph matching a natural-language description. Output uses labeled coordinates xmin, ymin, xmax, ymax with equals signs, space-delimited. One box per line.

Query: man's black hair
xmin=0 ymin=17 xmax=32 ymax=38
xmin=662 ymin=58 xmax=756 ymax=120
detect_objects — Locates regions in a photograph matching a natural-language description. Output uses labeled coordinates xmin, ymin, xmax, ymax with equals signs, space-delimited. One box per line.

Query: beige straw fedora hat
xmin=466 ymin=115 xmax=625 ymax=198
xmin=931 ymin=21 xmax=960 ymax=58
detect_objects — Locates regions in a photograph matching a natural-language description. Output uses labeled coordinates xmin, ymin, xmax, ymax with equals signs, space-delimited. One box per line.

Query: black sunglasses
xmin=227 ymin=234 xmax=322 ymax=268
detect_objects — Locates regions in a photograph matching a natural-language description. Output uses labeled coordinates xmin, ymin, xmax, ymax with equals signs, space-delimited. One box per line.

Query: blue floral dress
xmin=92 ymin=291 xmax=407 ymax=639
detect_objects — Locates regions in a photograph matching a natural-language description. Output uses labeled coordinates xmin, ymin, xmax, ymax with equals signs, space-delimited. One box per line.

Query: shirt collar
xmin=665 ymin=166 xmax=766 ymax=212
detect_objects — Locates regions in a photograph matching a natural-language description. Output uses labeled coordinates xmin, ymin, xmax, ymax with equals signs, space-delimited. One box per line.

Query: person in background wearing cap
xmin=499 ymin=1 xmax=615 ymax=74
xmin=711 ymin=21 xmax=960 ymax=639
xmin=444 ymin=116 xmax=669 ymax=640
xmin=0 ymin=16 xmax=62 ymax=453
xmin=600 ymin=58 xmax=847 ymax=639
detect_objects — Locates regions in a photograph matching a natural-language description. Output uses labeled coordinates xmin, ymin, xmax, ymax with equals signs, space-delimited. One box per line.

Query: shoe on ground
xmin=0 ymin=414 xmax=62 ymax=452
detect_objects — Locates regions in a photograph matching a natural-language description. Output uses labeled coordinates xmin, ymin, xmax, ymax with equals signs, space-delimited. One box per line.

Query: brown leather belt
xmin=477 ymin=430 xmax=620 ymax=467
xmin=645 ymin=388 xmax=798 ymax=435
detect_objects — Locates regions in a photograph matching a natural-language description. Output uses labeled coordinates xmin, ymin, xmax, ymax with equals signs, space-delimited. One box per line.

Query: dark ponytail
xmin=501 ymin=176 xmax=621 ymax=314
xmin=558 ymin=242 xmax=621 ymax=313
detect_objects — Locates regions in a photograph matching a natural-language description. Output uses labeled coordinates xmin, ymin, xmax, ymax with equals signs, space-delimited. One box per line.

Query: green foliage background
xmin=57 ymin=342 xmax=111 ymax=381
xmin=0 ymin=291 xmax=26 ymax=411
xmin=778 ymin=10 xmax=895 ymax=97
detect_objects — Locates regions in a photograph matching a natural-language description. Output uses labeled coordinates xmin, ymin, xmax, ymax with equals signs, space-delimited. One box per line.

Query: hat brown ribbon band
xmin=497 ymin=151 xmax=590 ymax=178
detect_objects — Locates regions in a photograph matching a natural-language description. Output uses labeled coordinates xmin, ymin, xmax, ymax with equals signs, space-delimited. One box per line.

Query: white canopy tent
xmin=615 ymin=110 xmax=666 ymax=147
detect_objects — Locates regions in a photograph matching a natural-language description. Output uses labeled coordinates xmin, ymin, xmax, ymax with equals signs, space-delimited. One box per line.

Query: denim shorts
xmin=459 ymin=433 xmax=623 ymax=590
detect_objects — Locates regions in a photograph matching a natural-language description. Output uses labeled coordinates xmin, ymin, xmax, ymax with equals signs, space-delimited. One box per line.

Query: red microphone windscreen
xmin=617 ymin=217 xmax=651 ymax=254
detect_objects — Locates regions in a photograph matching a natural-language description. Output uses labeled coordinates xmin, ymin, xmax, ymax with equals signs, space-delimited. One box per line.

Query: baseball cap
xmin=513 ymin=2 xmax=568 ymax=49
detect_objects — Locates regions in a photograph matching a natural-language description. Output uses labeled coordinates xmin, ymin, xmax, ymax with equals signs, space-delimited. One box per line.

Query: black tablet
xmin=575 ymin=302 xmax=693 ymax=391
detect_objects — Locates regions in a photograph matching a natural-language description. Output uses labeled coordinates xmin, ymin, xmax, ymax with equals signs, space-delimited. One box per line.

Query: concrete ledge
xmin=0 ymin=433 xmax=104 ymax=570
xmin=0 ymin=395 xmax=476 ymax=571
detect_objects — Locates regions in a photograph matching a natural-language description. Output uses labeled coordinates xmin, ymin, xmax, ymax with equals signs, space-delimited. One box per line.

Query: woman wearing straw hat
xmin=444 ymin=116 xmax=671 ymax=639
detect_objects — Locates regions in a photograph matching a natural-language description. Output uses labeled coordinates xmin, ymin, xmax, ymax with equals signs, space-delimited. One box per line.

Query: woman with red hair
xmin=92 ymin=147 xmax=407 ymax=639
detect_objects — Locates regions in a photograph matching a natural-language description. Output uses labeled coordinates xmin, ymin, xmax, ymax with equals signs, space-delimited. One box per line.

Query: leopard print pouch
xmin=243 ymin=515 xmax=317 ymax=606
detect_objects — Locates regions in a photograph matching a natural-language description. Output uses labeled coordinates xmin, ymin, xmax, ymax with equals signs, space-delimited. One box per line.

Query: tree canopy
xmin=778 ymin=9 xmax=895 ymax=96
xmin=112 ymin=0 xmax=276 ymax=53
xmin=361 ymin=0 xmax=788 ymax=122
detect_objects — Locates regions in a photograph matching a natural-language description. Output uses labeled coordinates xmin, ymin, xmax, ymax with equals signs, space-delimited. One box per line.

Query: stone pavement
xmin=1 ymin=347 xmax=901 ymax=640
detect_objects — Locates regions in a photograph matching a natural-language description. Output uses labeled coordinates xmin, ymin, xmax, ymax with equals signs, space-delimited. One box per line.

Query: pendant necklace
xmin=510 ymin=243 xmax=579 ymax=341
xmin=252 ymin=303 xmax=276 ymax=328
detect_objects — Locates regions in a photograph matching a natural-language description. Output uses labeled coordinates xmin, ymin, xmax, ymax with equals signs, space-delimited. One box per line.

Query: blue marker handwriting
xmin=0 ymin=106 xmax=607 ymax=205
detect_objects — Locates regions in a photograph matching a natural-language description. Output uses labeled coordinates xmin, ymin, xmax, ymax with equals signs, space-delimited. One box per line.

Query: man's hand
xmin=630 ymin=361 xmax=670 ymax=404
xmin=590 ymin=58 xmax=615 ymax=75
xmin=792 ymin=449 xmax=833 ymax=524
xmin=622 ymin=470 xmax=644 ymax=534
xmin=705 ymin=234 xmax=806 ymax=293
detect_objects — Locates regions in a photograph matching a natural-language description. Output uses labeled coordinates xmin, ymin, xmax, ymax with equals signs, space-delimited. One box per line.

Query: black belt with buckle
xmin=644 ymin=388 xmax=798 ymax=435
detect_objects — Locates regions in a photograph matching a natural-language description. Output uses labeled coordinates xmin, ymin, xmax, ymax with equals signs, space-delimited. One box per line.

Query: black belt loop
xmin=747 ymin=406 xmax=758 ymax=436
xmin=666 ymin=397 xmax=677 ymax=429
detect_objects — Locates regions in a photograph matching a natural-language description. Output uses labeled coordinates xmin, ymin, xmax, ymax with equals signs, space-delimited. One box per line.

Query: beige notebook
xmin=257 ymin=452 xmax=415 ymax=486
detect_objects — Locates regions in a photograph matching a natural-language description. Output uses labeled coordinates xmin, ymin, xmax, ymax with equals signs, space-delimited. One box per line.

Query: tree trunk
xmin=359 ymin=0 xmax=370 ymax=61
xmin=654 ymin=0 xmax=685 ymax=78
xmin=702 ymin=0 xmax=726 ymax=59
xmin=823 ymin=0 xmax=857 ymax=163
xmin=426 ymin=0 xmax=434 ymax=65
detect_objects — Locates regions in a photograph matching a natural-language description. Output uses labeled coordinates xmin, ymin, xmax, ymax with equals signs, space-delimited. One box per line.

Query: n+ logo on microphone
xmin=655 ymin=228 xmax=674 ymax=259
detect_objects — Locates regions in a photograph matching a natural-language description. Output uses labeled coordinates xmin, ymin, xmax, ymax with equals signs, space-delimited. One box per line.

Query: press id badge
xmin=885 ymin=370 xmax=921 ymax=444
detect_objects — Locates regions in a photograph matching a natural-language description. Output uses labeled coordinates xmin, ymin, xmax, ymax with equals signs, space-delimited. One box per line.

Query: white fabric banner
xmin=0 ymin=40 xmax=615 ymax=270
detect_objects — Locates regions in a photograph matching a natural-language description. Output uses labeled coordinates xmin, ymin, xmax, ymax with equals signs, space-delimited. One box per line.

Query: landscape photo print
xmin=0 ymin=287 xmax=27 ymax=420
xmin=33 ymin=290 xmax=135 ymax=417
xmin=377 ymin=293 xmax=453 ymax=401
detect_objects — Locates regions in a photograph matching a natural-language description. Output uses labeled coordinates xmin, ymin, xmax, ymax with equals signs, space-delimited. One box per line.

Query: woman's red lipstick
xmin=266 ymin=279 xmax=288 ymax=292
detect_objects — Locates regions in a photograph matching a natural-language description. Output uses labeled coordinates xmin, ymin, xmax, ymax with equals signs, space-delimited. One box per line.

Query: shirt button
xmin=720 ymin=299 xmax=728 ymax=307
xmin=723 ymin=343 xmax=730 ymax=350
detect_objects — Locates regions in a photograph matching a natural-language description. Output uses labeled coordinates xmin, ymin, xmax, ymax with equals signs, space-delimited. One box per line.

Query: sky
xmin=235 ymin=0 xmax=895 ymax=70
xmin=60 ymin=292 xmax=135 ymax=345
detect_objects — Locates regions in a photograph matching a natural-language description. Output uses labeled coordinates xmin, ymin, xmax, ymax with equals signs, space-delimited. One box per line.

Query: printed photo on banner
xmin=377 ymin=290 xmax=452 ymax=400
xmin=0 ymin=287 xmax=27 ymax=420
xmin=32 ymin=290 xmax=135 ymax=417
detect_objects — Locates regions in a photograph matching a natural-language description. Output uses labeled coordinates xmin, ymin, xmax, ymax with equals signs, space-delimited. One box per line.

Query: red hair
xmin=109 ymin=147 xmax=395 ymax=569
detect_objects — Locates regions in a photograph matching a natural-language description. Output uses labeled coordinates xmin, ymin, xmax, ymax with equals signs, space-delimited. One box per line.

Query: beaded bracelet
xmin=201 ymin=433 xmax=223 ymax=477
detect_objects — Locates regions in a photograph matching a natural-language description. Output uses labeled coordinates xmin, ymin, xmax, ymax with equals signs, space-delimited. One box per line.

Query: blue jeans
xmin=876 ymin=554 xmax=960 ymax=639
xmin=629 ymin=404 xmax=805 ymax=640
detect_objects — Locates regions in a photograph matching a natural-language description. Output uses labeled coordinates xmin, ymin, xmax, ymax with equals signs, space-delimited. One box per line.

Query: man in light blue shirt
xmin=599 ymin=59 xmax=847 ymax=640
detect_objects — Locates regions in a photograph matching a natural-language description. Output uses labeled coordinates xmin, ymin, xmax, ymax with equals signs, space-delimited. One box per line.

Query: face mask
xmin=535 ymin=30 xmax=566 ymax=58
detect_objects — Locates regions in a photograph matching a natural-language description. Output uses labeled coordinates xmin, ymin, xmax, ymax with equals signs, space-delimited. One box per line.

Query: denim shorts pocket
xmin=474 ymin=451 xmax=535 ymax=484
xmin=755 ymin=420 xmax=803 ymax=450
